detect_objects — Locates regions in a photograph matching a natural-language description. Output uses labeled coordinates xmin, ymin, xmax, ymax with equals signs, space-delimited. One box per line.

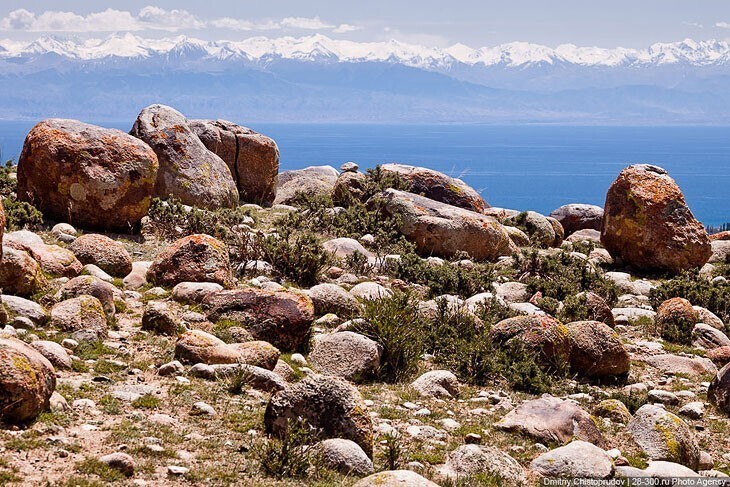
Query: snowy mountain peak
xmin=1 ymin=34 xmax=730 ymax=69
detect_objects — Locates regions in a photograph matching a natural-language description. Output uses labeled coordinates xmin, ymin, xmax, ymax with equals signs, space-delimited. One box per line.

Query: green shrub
xmin=650 ymin=270 xmax=730 ymax=323
xmin=0 ymin=160 xmax=16 ymax=198
xmin=2 ymin=198 xmax=43 ymax=230
xmin=609 ymin=390 xmax=649 ymax=415
xmin=359 ymin=293 xmax=565 ymax=392
xmin=131 ymin=394 xmax=160 ymax=409
xmin=519 ymin=250 xmax=617 ymax=304
xmin=276 ymin=165 xmax=415 ymax=256
xmin=75 ymin=458 xmax=126 ymax=482
xmin=387 ymin=252 xmax=496 ymax=299
xmin=276 ymin=193 xmax=409 ymax=256
xmin=258 ymin=417 xmax=320 ymax=480
xmin=358 ymin=292 xmax=425 ymax=382
xmin=234 ymin=230 xmax=331 ymax=287
xmin=425 ymin=299 xmax=562 ymax=394
xmin=146 ymin=197 xmax=255 ymax=242
xmin=556 ymin=293 xmax=592 ymax=323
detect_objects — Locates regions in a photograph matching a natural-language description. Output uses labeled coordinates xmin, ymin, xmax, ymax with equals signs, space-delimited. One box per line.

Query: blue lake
xmin=1 ymin=121 xmax=729 ymax=225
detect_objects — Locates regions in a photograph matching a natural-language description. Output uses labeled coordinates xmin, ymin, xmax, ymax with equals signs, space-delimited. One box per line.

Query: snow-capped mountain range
xmin=1 ymin=33 xmax=730 ymax=123
xmin=2 ymin=33 xmax=730 ymax=68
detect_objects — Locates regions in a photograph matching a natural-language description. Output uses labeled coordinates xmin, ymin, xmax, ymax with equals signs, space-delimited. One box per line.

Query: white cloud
xmin=0 ymin=7 xmax=361 ymax=34
xmin=683 ymin=21 xmax=703 ymax=29
xmin=717 ymin=22 xmax=730 ymax=29
xmin=208 ymin=17 xmax=279 ymax=31
xmin=280 ymin=16 xmax=333 ymax=30
xmin=0 ymin=8 xmax=141 ymax=32
xmin=137 ymin=6 xmax=205 ymax=30
xmin=334 ymin=23 xmax=361 ymax=34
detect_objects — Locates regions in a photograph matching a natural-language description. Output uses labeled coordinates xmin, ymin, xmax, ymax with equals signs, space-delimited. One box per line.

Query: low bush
xmin=425 ymin=298 xmax=563 ymax=394
xmin=146 ymin=197 xmax=255 ymax=242
xmin=358 ymin=293 xmax=425 ymax=382
xmin=359 ymin=293 xmax=566 ymax=393
xmin=518 ymin=250 xmax=618 ymax=305
xmin=257 ymin=417 xmax=320 ymax=480
xmin=386 ymin=252 xmax=496 ymax=299
xmin=2 ymin=198 xmax=44 ymax=230
xmin=650 ymin=270 xmax=730 ymax=324
xmin=231 ymin=230 xmax=332 ymax=287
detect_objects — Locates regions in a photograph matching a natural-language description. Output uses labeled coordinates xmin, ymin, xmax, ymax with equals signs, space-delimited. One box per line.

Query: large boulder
xmin=368 ymin=189 xmax=513 ymax=261
xmin=440 ymin=444 xmax=525 ymax=484
xmin=0 ymin=246 xmax=47 ymax=297
xmin=566 ymin=320 xmax=630 ymax=378
xmin=130 ymin=105 xmax=238 ymax=209
xmin=640 ymin=353 xmax=717 ymax=378
xmin=50 ymin=296 xmax=108 ymax=340
xmin=16 ymin=119 xmax=158 ymax=231
xmin=23 ymin=244 xmax=82 ymax=278
xmin=549 ymin=204 xmax=604 ymax=236
xmin=69 ymin=234 xmax=132 ymax=278
xmin=307 ymin=283 xmax=361 ymax=317
xmin=147 ymin=234 xmax=234 ymax=288
xmin=601 ymin=164 xmax=711 ymax=273
xmin=2 ymin=295 xmax=49 ymax=326
xmin=504 ymin=211 xmax=559 ymax=248
xmin=175 ymin=330 xmax=279 ymax=368
xmin=190 ymin=119 xmax=279 ymax=206
xmin=530 ymin=441 xmax=614 ymax=479
xmin=656 ymin=297 xmax=699 ymax=344
xmin=203 ymin=288 xmax=314 ymax=351
xmin=489 ymin=315 xmax=571 ymax=368
xmin=264 ymin=374 xmax=373 ymax=457
xmin=628 ymin=404 xmax=700 ymax=469
xmin=273 ymin=166 xmax=339 ymax=205
xmin=54 ymin=275 xmax=119 ymax=319
xmin=309 ymin=332 xmax=382 ymax=382
xmin=171 ymin=282 xmax=224 ymax=304
xmin=496 ymin=396 xmax=605 ymax=446
xmin=332 ymin=171 xmax=368 ymax=206
xmin=0 ymin=337 xmax=56 ymax=423
xmin=411 ymin=370 xmax=460 ymax=399
xmin=380 ymin=163 xmax=487 ymax=212
xmin=692 ymin=323 xmax=730 ymax=350
xmin=708 ymin=363 xmax=730 ymax=414
xmin=313 ymin=438 xmax=374 ymax=477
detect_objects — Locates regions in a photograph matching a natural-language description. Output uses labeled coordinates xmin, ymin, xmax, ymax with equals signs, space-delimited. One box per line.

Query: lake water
xmin=1 ymin=121 xmax=729 ymax=225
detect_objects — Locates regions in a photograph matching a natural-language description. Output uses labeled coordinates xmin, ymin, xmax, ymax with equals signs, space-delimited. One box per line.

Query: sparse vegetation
xmin=651 ymin=269 xmax=730 ymax=323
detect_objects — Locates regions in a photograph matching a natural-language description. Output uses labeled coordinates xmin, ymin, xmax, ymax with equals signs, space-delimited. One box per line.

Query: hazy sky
xmin=1 ymin=1 xmax=730 ymax=48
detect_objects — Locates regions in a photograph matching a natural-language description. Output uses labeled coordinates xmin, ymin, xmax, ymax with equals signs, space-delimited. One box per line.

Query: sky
xmin=1 ymin=1 xmax=730 ymax=48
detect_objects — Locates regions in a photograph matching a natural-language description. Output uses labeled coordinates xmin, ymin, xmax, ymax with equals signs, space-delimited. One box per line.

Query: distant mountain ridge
xmin=3 ymin=33 xmax=730 ymax=67
xmin=1 ymin=33 xmax=730 ymax=123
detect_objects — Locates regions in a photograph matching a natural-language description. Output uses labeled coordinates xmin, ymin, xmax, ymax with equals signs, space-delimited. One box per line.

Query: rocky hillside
xmin=1 ymin=107 xmax=730 ymax=485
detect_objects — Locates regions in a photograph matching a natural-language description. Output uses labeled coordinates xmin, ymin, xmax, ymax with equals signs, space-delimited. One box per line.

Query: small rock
xmin=99 ymin=452 xmax=135 ymax=477
xmin=191 ymin=402 xmax=216 ymax=417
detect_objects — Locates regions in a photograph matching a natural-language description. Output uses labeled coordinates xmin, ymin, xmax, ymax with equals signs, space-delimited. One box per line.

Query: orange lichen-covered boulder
xmin=601 ymin=164 xmax=711 ymax=274
xmin=380 ymin=163 xmax=488 ymax=212
xmin=368 ymin=189 xmax=513 ymax=261
xmin=16 ymin=119 xmax=158 ymax=231
xmin=489 ymin=315 xmax=571 ymax=368
xmin=203 ymin=288 xmax=315 ymax=351
xmin=0 ymin=337 xmax=56 ymax=423
xmin=147 ymin=234 xmax=234 ymax=288
xmin=130 ymin=105 xmax=239 ymax=209
xmin=190 ymin=119 xmax=279 ymax=206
